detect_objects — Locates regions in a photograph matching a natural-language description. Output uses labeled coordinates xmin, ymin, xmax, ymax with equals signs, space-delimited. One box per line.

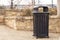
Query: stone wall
xmin=4 ymin=10 xmax=60 ymax=32
xmin=0 ymin=9 xmax=5 ymax=24
xmin=5 ymin=18 xmax=16 ymax=29
xmin=5 ymin=10 xmax=17 ymax=29
xmin=0 ymin=15 xmax=4 ymax=24
xmin=49 ymin=18 xmax=60 ymax=33
xmin=16 ymin=17 xmax=60 ymax=32
xmin=16 ymin=17 xmax=33 ymax=31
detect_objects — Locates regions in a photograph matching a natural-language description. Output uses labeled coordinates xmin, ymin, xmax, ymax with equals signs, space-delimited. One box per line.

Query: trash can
xmin=33 ymin=6 xmax=49 ymax=38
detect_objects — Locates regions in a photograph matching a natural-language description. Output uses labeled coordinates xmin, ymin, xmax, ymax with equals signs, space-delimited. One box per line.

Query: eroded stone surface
xmin=49 ymin=18 xmax=60 ymax=32
xmin=4 ymin=10 xmax=60 ymax=32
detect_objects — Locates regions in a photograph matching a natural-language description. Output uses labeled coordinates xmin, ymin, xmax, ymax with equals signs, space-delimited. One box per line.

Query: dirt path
xmin=0 ymin=25 xmax=60 ymax=40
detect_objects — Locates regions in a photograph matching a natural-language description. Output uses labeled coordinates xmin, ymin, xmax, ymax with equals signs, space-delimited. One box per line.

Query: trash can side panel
xmin=33 ymin=13 xmax=49 ymax=38
xmin=33 ymin=13 xmax=38 ymax=36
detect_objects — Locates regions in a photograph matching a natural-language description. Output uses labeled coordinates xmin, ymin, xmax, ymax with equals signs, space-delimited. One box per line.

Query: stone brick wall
xmin=5 ymin=10 xmax=17 ymax=29
xmin=16 ymin=17 xmax=60 ymax=32
xmin=4 ymin=10 xmax=60 ymax=32
xmin=5 ymin=18 xmax=16 ymax=29
xmin=49 ymin=18 xmax=60 ymax=33
xmin=0 ymin=15 xmax=4 ymax=24
xmin=16 ymin=19 xmax=33 ymax=31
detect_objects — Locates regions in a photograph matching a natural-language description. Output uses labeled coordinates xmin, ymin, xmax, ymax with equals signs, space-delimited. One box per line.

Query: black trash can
xmin=33 ymin=6 xmax=49 ymax=38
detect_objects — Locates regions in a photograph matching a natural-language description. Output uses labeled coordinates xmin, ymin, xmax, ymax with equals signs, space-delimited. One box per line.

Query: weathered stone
xmin=4 ymin=10 xmax=60 ymax=32
xmin=0 ymin=15 xmax=4 ymax=23
xmin=49 ymin=18 xmax=60 ymax=32
xmin=16 ymin=19 xmax=33 ymax=31
xmin=5 ymin=11 xmax=17 ymax=29
xmin=5 ymin=19 xmax=17 ymax=29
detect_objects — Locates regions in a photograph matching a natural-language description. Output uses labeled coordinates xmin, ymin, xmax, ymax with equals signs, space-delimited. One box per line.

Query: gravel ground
xmin=0 ymin=25 xmax=60 ymax=40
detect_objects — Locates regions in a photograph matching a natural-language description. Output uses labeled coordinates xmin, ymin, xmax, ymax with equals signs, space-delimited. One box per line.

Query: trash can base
xmin=36 ymin=36 xmax=49 ymax=39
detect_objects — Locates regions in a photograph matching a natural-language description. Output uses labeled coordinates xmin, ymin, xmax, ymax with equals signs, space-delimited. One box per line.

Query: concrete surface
xmin=0 ymin=25 xmax=60 ymax=40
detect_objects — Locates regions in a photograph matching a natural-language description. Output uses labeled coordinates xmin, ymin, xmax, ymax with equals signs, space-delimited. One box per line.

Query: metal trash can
xmin=33 ymin=6 xmax=49 ymax=38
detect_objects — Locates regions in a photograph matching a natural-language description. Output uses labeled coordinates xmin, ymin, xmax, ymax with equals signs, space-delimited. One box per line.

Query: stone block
xmin=49 ymin=18 xmax=60 ymax=32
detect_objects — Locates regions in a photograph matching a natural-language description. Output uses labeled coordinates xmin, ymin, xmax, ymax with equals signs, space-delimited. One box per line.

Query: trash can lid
xmin=33 ymin=5 xmax=48 ymax=8
xmin=34 ymin=6 xmax=39 ymax=8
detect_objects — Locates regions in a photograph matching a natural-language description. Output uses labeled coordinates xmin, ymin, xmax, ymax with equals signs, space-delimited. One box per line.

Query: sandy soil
xmin=0 ymin=25 xmax=60 ymax=40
